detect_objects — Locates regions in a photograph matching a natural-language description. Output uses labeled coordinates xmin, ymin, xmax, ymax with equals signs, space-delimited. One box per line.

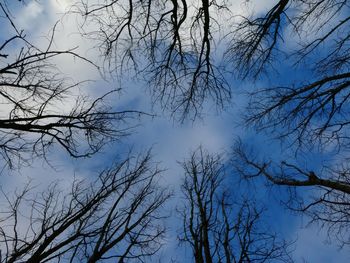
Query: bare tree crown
xmin=0 ymin=152 xmax=170 ymax=263
xmin=0 ymin=2 xmax=145 ymax=169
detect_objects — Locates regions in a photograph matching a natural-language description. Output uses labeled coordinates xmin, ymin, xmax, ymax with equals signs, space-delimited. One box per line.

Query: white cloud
xmin=2 ymin=1 xmax=349 ymax=261
xmin=51 ymin=0 xmax=73 ymax=12
xmin=16 ymin=1 xmax=44 ymax=30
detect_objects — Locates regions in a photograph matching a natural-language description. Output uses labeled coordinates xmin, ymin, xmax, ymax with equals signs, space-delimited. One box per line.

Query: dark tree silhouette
xmin=179 ymin=147 xmax=292 ymax=263
xmin=233 ymin=141 xmax=350 ymax=248
xmin=0 ymin=151 xmax=170 ymax=263
xmin=230 ymin=0 xmax=350 ymax=148
xmin=229 ymin=0 xmax=350 ymax=248
xmin=0 ymin=1 xmax=144 ymax=169
xmin=76 ymin=0 xmax=231 ymax=120
xmin=77 ymin=0 xmax=350 ymax=125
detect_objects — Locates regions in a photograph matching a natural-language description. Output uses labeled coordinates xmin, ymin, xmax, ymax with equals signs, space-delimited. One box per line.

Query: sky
xmin=0 ymin=0 xmax=349 ymax=262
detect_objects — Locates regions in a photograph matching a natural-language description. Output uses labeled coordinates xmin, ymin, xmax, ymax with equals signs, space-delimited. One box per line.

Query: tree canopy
xmin=1 ymin=0 xmax=350 ymax=261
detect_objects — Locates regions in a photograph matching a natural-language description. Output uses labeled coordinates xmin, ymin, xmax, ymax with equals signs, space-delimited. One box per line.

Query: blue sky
xmin=1 ymin=0 xmax=350 ymax=262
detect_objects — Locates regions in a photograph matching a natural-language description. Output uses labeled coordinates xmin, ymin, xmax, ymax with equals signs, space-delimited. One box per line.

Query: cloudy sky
xmin=1 ymin=0 xmax=349 ymax=262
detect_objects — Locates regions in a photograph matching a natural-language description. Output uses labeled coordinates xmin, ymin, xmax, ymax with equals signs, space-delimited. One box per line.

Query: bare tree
xmin=72 ymin=0 xmax=350 ymax=127
xmin=233 ymin=141 xmax=350 ymax=248
xmin=0 ymin=1 xmax=145 ymax=169
xmin=76 ymin=0 xmax=231 ymax=120
xmin=178 ymin=147 xmax=292 ymax=263
xmin=0 ymin=151 xmax=170 ymax=262
xmin=223 ymin=0 xmax=350 ymax=249
xmin=69 ymin=0 xmax=350 ymax=253
xmin=228 ymin=0 xmax=350 ymax=149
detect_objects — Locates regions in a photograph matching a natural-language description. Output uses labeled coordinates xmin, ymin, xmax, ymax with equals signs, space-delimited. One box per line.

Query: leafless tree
xmin=228 ymin=0 xmax=350 ymax=149
xmin=76 ymin=0 xmax=231 ymax=120
xmin=0 ymin=1 xmax=145 ymax=169
xmin=225 ymin=0 xmax=350 ymax=249
xmin=73 ymin=0 xmax=350 ymax=126
xmin=233 ymin=141 xmax=350 ymax=248
xmin=0 ymin=151 xmax=170 ymax=262
xmin=178 ymin=147 xmax=292 ymax=263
